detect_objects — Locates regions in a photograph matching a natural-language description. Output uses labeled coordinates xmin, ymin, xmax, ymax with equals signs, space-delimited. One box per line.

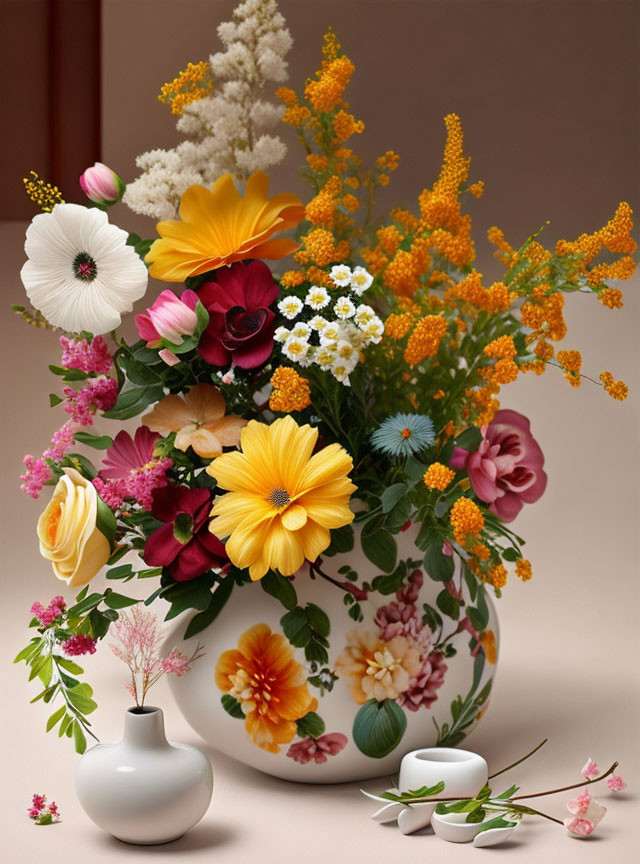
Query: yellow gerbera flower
xmin=146 ymin=171 xmax=305 ymax=282
xmin=207 ymin=416 xmax=355 ymax=580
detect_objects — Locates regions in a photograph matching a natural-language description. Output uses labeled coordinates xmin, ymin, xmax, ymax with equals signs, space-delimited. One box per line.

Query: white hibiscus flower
xmin=20 ymin=203 xmax=148 ymax=335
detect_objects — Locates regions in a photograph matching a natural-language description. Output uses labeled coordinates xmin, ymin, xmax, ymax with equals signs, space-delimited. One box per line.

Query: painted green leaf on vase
xmin=352 ymin=698 xmax=407 ymax=758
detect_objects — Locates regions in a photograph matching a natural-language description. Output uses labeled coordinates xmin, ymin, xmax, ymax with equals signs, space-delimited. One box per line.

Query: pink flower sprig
xmin=27 ymin=794 xmax=60 ymax=825
xmin=109 ymin=607 xmax=205 ymax=709
xmin=30 ymin=596 xmax=66 ymax=627
xmin=20 ymin=422 xmax=77 ymax=499
xmin=59 ymin=335 xmax=113 ymax=375
xmin=63 ymin=377 xmax=119 ymax=426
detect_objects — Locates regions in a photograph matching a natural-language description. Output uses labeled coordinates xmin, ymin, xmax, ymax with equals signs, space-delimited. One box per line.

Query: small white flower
xmin=21 ymin=203 xmax=148 ymax=334
xmin=335 ymin=339 xmax=357 ymax=361
xmin=291 ymin=321 xmax=312 ymax=339
xmin=330 ymin=264 xmax=352 ymax=287
xmin=278 ymin=295 xmax=304 ymax=320
xmin=334 ymin=296 xmax=356 ymax=320
xmin=331 ymin=361 xmax=352 ymax=385
xmin=361 ymin=316 xmax=385 ymax=344
xmin=282 ymin=336 xmax=310 ymax=362
xmin=320 ymin=323 xmax=343 ymax=345
xmin=274 ymin=326 xmax=291 ymax=343
xmin=297 ymin=346 xmax=316 ymax=367
xmin=350 ymin=266 xmax=373 ymax=295
xmin=354 ymin=304 xmax=376 ymax=326
xmin=315 ymin=348 xmax=335 ymax=370
xmin=217 ymin=367 xmax=236 ymax=384
xmin=305 ymin=285 xmax=330 ymax=309
xmin=309 ymin=315 xmax=329 ymax=331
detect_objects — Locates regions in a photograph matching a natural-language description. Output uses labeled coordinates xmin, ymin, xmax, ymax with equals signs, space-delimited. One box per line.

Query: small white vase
xmin=76 ymin=706 xmax=213 ymax=845
xmin=399 ymin=747 xmax=488 ymax=821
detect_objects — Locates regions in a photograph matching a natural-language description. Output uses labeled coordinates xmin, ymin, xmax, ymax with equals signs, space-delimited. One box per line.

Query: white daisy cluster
xmin=123 ymin=0 xmax=291 ymax=220
xmin=275 ymin=265 xmax=383 ymax=386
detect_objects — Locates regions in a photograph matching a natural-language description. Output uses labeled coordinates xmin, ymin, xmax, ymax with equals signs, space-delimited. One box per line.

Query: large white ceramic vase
xmin=164 ymin=523 xmax=498 ymax=783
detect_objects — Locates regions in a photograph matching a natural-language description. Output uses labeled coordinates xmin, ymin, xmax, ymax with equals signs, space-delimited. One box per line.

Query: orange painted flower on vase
xmin=215 ymin=623 xmax=318 ymax=753
xmin=146 ymin=171 xmax=305 ymax=282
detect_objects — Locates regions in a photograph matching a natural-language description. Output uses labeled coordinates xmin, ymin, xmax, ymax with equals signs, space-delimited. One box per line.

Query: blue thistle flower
xmin=370 ymin=413 xmax=435 ymax=457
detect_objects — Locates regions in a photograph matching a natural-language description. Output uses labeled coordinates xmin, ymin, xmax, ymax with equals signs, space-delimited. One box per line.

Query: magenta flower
xmin=287 ymin=733 xmax=348 ymax=764
xmin=135 ymin=289 xmax=199 ymax=347
xmin=20 ymin=422 xmax=76 ymax=499
xmin=79 ymin=162 xmax=124 ymax=205
xmin=63 ymin=377 xmax=119 ymax=426
xmin=143 ymin=486 xmax=228 ymax=581
xmin=94 ymin=426 xmax=172 ymax=510
xmin=450 ymin=409 xmax=547 ymax=522
xmin=30 ymin=596 xmax=66 ymax=627
xmin=606 ymin=772 xmax=627 ymax=792
xmin=59 ymin=335 xmax=113 ymax=375
xmin=62 ymin=634 xmax=98 ymax=656
xmin=196 ymin=260 xmax=279 ymax=369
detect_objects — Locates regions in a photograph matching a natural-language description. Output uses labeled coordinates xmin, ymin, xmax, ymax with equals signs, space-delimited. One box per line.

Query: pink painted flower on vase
xmin=135 ymin=289 xmax=199 ymax=347
xmin=450 ymin=409 xmax=547 ymax=522
xmin=287 ymin=733 xmax=348 ymax=764
xmin=564 ymin=788 xmax=606 ymax=837
xmin=143 ymin=486 xmax=228 ymax=582
xmin=79 ymin=162 xmax=125 ymax=205
xmin=196 ymin=260 xmax=279 ymax=369
xmin=94 ymin=426 xmax=172 ymax=510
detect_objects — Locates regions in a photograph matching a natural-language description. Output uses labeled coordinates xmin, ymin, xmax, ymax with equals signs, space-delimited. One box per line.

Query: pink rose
xmin=79 ymin=162 xmax=124 ymax=204
xmin=135 ymin=289 xmax=199 ymax=347
xmin=450 ymin=410 xmax=547 ymax=523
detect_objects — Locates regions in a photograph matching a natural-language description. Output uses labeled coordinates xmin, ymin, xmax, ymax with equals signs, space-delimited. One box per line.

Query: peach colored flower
xmin=216 ymin=623 xmax=317 ymax=754
xmin=334 ymin=629 xmax=422 ymax=704
xmin=142 ymin=382 xmax=246 ymax=459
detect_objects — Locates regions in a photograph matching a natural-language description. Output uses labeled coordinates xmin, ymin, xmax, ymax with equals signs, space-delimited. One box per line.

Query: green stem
xmin=489 ymin=738 xmax=548 ymax=780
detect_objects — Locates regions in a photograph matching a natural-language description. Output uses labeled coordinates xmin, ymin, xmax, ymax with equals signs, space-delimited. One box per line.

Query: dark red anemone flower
xmin=196 ymin=260 xmax=279 ymax=369
xmin=144 ymin=486 xmax=228 ymax=582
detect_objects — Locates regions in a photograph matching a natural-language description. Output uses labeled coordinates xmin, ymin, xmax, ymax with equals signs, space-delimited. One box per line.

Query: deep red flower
xmin=196 ymin=260 xmax=279 ymax=369
xmin=144 ymin=486 xmax=228 ymax=582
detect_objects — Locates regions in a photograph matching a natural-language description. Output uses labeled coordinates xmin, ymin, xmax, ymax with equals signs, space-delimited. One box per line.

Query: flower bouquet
xmin=14 ymin=0 xmax=635 ymax=782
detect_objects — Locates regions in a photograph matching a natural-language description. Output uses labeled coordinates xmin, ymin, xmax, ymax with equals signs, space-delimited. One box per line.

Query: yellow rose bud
xmin=37 ymin=467 xmax=111 ymax=587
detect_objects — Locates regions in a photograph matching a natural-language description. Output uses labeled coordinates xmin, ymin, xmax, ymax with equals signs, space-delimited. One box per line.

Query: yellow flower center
xmin=228 ymin=667 xmax=279 ymax=720
xmin=401 ymin=428 xmax=412 ymax=438
xmin=267 ymin=487 xmax=291 ymax=509
xmin=47 ymin=501 xmax=62 ymax=544
xmin=366 ymin=647 xmax=401 ymax=680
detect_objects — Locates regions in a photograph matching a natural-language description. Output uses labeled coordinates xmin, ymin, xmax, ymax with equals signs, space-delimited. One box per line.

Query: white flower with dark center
xmin=305 ymin=285 xmax=330 ymax=309
xmin=278 ymin=295 xmax=303 ymax=320
xmin=350 ymin=266 xmax=373 ymax=295
xmin=334 ymin=296 xmax=356 ymax=320
xmin=20 ymin=203 xmax=148 ymax=334
xmin=309 ymin=315 xmax=328 ymax=331
xmin=330 ymin=264 xmax=352 ymax=287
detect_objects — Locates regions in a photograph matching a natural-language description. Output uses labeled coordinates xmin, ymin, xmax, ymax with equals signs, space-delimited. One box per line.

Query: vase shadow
xmin=95 ymin=822 xmax=236 ymax=854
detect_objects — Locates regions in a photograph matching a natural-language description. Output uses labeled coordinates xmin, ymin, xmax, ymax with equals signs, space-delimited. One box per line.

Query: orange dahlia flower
xmin=216 ymin=623 xmax=317 ymax=753
xmin=142 ymin=382 xmax=246 ymax=459
xmin=146 ymin=171 xmax=305 ymax=282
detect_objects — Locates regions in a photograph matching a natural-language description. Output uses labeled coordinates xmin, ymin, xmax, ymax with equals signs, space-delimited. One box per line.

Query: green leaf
xmin=424 ymin=542 xmax=455 ymax=582
xmin=306 ymin=603 xmax=330 ymax=638
xmin=95 ymin=495 xmax=117 ymax=549
xmin=371 ymin=560 xmax=406 ymax=595
xmin=501 ymin=546 xmax=520 ymax=562
xmin=422 ymin=603 xmax=443 ymax=632
xmin=106 ymin=564 xmax=133 ymax=580
xmin=101 ymin=385 xmax=164 ymax=420
xmin=14 ymin=641 xmax=41 ymax=664
xmin=381 ymin=483 xmax=408 ymax=514
xmin=280 ymin=607 xmax=311 ymax=648
xmin=164 ymin=579 xmax=213 ymax=621
xmin=66 ymin=683 xmax=97 ymax=715
xmin=454 ymin=426 xmax=483 ymax=452
xmin=474 ymin=814 xmax=519 ymax=835
xmin=73 ymin=721 xmax=87 ymax=754
xmin=323 ymin=524 xmax=355 ymax=556
xmin=74 ymin=431 xmax=113 ymax=450
xmin=295 ymin=711 xmax=326 ymax=739
xmin=361 ymin=528 xmax=397 ymax=573
xmin=60 ymin=453 xmax=97 ymax=479
xmin=352 ymin=698 xmax=407 ymax=758
xmin=56 ymin=657 xmax=84 ymax=675
xmin=58 ymin=714 xmax=73 ymax=738
xmin=436 ymin=588 xmax=461 ymax=620
xmin=75 ymin=585 xmax=89 ymax=602
xmin=404 ymin=457 xmax=426 ymax=481
xmin=221 ymin=694 xmax=245 ymax=719
xmin=66 ymin=592 xmax=104 ymax=617
xmin=494 ymin=784 xmax=520 ymax=800
xmin=35 ymin=813 xmax=54 ymax=825
xmin=106 ymin=545 xmax=130 ymax=566
xmin=261 ymin=570 xmax=297 ymax=611
xmin=49 ymin=393 xmax=63 ymax=407
xmin=46 ymin=706 xmax=66 ymax=732
xmin=103 ymin=592 xmax=139 ymax=609
xmin=183 ymin=577 xmax=234 ymax=639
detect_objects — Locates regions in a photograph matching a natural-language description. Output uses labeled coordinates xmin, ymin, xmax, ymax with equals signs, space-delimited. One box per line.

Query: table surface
xmin=1 ymin=221 xmax=638 ymax=863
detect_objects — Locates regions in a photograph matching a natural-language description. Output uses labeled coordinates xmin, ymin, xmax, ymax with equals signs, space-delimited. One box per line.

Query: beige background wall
xmin=0 ymin=1 xmax=638 ymax=861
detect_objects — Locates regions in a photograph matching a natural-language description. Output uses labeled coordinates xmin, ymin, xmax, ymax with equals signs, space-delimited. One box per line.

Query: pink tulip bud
xmin=135 ymin=290 xmax=199 ymax=346
xmin=79 ymin=162 xmax=125 ymax=205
